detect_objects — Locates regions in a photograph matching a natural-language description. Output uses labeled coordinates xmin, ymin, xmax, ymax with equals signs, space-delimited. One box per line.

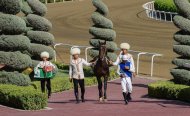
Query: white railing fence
xmin=44 ymin=0 xmax=80 ymax=4
xmin=142 ymin=1 xmax=177 ymax=22
xmin=53 ymin=43 xmax=163 ymax=77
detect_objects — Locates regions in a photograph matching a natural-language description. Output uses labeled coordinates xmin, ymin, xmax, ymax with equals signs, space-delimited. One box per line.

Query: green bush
xmin=174 ymin=31 xmax=190 ymax=45
xmin=21 ymin=1 xmax=33 ymax=15
xmin=0 ymin=84 xmax=47 ymax=110
xmin=26 ymin=14 xmax=52 ymax=32
xmin=173 ymin=45 xmax=190 ymax=58
xmin=32 ymin=68 xmax=118 ymax=93
xmin=28 ymin=43 xmax=55 ymax=60
xmin=0 ymin=71 xmax=31 ymax=86
xmin=92 ymin=0 xmax=108 ymax=15
xmin=154 ymin=0 xmax=178 ymax=12
xmin=0 ymin=35 xmax=30 ymax=51
xmin=0 ymin=13 xmax=27 ymax=34
xmin=148 ymin=81 xmax=190 ymax=102
xmin=171 ymin=69 xmax=190 ymax=85
xmin=90 ymin=39 xmax=118 ymax=52
xmin=0 ymin=0 xmax=22 ymax=14
xmin=173 ymin=15 xmax=190 ymax=33
xmin=89 ymin=49 xmax=117 ymax=61
xmin=174 ymin=0 xmax=190 ymax=19
xmin=27 ymin=31 xmax=54 ymax=45
xmin=91 ymin=12 xmax=113 ymax=29
xmin=27 ymin=0 xmax=47 ymax=16
xmin=89 ymin=27 xmax=116 ymax=41
xmin=0 ymin=51 xmax=32 ymax=70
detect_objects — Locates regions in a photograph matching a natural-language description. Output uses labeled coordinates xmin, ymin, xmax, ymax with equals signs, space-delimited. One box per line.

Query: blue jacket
xmin=118 ymin=61 xmax=132 ymax=78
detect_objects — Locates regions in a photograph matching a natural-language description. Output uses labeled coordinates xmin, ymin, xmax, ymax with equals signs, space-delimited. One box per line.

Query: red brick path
xmin=0 ymin=77 xmax=190 ymax=116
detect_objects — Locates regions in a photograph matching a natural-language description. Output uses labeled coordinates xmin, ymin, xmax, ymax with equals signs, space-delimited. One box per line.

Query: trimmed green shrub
xmin=32 ymin=68 xmax=118 ymax=93
xmin=89 ymin=0 xmax=117 ymax=61
xmin=0 ymin=51 xmax=32 ymax=70
xmin=174 ymin=31 xmax=190 ymax=45
xmin=173 ymin=45 xmax=190 ymax=58
xmin=27 ymin=14 xmax=52 ymax=32
xmin=91 ymin=12 xmax=113 ymax=29
xmin=28 ymin=43 xmax=55 ymax=60
xmin=90 ymin=39 xmax=118 ymax=52
xmin=0 ymin=0 xmax=22 ymax=14
xmin=0 ymin=35 xmax=30 ymax=51
xmin=172 ymin=0 xmax=190 ymax=17
xmin=172 ymin=0 xmax=190 ymax=85
xmin=148 ymin=81 xmax=190 ymax=102
xmin=0 ymin=84 xmax=47 ymax=110
xmin=172 ymin=58 xmax=190 ymax=68
xmin=0 ymin=13 xmax=27 ymax=34
xmin=21 ymin=1 xmax=33 ymax=15
xmin=27 ymin=0 xmax=47 ymax=16
xmin=154 ymin=0 xmax=178 ymax=12
xmin=171 ymin=69 xmax=190 ymax=85
xmin=89 ymin=27 xmax=116 ymax=41
xmin=27 ymin=31 xmax=54 ymax=45
xmin=92 ymin=0 xmax=108 ymax=15
xmin=89 ymin=49 xmax=117 ymax=61
xmin=0 ymin=71 xmax=31 ymax=86
xmin=173 ymin=15 xmax=190 ymax=32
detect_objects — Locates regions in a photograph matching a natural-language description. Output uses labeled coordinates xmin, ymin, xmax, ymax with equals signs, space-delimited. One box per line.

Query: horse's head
xmin=98 ymin=40 xmax=107 ymax=60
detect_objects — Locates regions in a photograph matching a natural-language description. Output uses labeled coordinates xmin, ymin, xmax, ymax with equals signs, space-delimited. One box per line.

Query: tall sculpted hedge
xmin=171 ymin=0 xmax=190 ymax=85
xmin=0 ymin=0 xmax=32 ymax=86
xmin=22 ymin=0 xmax=55 ymax=67
xmin=89 ymin=0 xmax=117 ymax=61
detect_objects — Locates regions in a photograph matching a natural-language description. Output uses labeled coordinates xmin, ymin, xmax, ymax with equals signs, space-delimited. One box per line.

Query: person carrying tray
xmin=36 ymin=51 xmax=56 ymax=98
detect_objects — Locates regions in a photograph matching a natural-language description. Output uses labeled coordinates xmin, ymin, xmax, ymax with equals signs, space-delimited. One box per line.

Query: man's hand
xmin=109 ymin=61 xmax=113 ymax=65
xmin=132 ymin=72 xmax=136 ymax=78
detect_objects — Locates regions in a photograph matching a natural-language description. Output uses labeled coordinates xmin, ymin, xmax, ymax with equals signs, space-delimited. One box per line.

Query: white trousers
xmin=120 ymin=77 xmax=132 ymax=93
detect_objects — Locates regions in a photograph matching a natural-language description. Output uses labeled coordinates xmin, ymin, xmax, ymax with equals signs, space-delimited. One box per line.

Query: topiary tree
xmin=89 ymin=0 xmax=117 ymax=61
xmin=171 ymin=0 xmax=190 ymax=85
xmin=0 ymin=0 xmax=32 ymax=86
xmin=21 ymin=0 xmax=55 ymax=68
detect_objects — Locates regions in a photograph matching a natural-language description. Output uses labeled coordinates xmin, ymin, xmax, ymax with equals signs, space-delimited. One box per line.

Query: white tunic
xmin=69 ymin=58 xmax=92 ymax=80
xmin=113 ymin=53 xmax=135 ymax=73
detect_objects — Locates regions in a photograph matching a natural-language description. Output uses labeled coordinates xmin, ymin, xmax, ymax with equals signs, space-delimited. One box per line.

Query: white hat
xmin=40 ymin=51 xmax=49 ymax=58
xmin=70 ymin=48 xmax=81 ymax=55
xmin=120 ymin=43 xmax=130 ymax=50
xmin=121 ymin=55 xmax=128 ymax=61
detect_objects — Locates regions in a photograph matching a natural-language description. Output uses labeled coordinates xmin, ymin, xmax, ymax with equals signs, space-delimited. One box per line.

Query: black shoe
xmin=122 ymin=92 xmax=128 ymax=105
xmin=127 ymin=93 xmax=132 ymax=101
xmin=81 ymin=96 xmax=85 ymax=102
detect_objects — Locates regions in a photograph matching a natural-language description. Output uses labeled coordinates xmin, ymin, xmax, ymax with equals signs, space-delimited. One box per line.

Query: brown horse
xmin=92 ymin=41 xmax=110 ymax=102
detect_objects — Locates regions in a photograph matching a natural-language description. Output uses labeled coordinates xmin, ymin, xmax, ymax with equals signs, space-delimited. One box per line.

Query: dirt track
xmin=45 ymin=0 xmax=178 ymax=79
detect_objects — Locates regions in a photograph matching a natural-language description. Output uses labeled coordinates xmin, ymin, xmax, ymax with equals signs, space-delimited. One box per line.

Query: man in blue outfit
xmin=117 ymin=55 xmax=133 ymax=105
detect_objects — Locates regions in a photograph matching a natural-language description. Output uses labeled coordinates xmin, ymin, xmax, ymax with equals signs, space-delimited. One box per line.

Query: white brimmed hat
xmin=70 ymin=48 xmax=81 ymax=55
xmin=40 ymin=51 xmax=49 ymax=58
xmin=121 ymin=55 xmax=128 ymax=61
xmin=120 ymin=43 xmax=130 ymax=50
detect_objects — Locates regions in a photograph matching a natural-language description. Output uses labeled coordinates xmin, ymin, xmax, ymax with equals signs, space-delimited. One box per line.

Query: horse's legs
xmin=97 ymin=77 xmax=103 ymax=100
xmin=103 ymin=77 xmax=108 ymax=101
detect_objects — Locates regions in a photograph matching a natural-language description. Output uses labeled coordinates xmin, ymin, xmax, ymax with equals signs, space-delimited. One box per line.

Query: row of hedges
xmin=0 ymin=84 xmax=47 ymax=110
xmin=148 ymin=81 xmax=190 ymax=102
xmin=32 ymin=69 xmax=118 ymax=93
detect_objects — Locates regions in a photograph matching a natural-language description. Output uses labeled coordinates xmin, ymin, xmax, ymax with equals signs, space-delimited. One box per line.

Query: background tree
xmin=21 ymin=0 xmax=55 ymax=68
xmin=171 ymin=0 xmax=190 ymax=85
xmin=89 ymin=0 xmax=117 ymax=61
xmin=0 ymin=0 xmax=32 ymax=86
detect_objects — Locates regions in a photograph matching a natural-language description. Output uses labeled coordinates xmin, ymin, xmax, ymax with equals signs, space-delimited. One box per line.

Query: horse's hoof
xmin=104 ymin=99 xmax=108 ymax=102
xmin=99 ymin=97 xmax=104 ymax=102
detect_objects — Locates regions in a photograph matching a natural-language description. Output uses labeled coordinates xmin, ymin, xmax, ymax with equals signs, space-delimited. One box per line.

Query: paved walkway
xmin=0 ymin=77 xmax=190 ymax=116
